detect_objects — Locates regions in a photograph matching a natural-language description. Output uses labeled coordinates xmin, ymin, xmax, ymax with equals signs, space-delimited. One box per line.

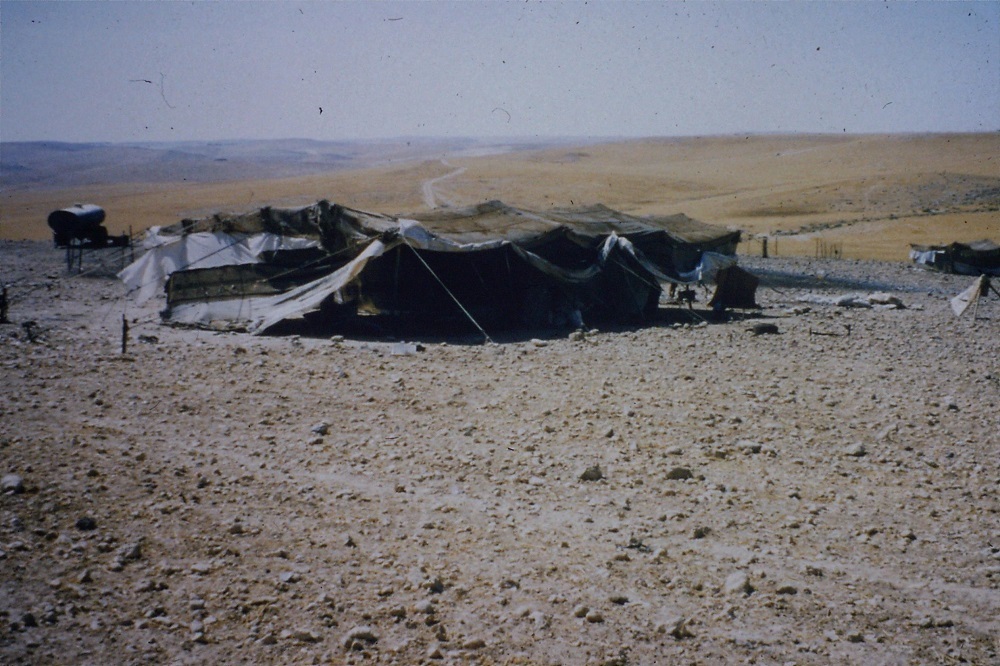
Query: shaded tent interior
xmin=134 ymin=200 xmax=745 ymax=335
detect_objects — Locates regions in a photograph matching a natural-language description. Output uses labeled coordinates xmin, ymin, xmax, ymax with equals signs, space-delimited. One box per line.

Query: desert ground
xmin=1 ymin=135 xmax=999 ymax=665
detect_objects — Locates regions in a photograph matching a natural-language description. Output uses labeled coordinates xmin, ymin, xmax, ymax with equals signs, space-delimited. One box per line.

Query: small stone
xmin=749 ymin=322 xmax=780 ymax=335
xmin=75 ymin=517 xmax=97 ymax=531
xmin=279 ymin=571 xmax=300 ymax=584
xmin=660 ymin=616 xmax=694 ymax=639
xmin=845 ymin=442 xmax=867 ymax=457
xmin=585 ymin=610 xmax=605 ymax=623
xmin=116 ymin=540 xmax=143 ymax=564
xmin=736 ymin=440 xmax=762 ymax=454
xmin=580 ymin=465 xmax=604 ymax=482
xmin=692 ymin=526 xmax=711 ymax=539
xmin=572 ymin=604 xmax=589 ymax=618
xmin=846 ymin=631 xmax=864 ymax=643
xmin=311 ymin=422 xmax=330 ymax=435
xmin=413 ymin=599 xmax=436 ymax=615
xmin=665 ymin=466 xmax=692 ymax=480
xmin=724 ymin=571 xmax=753 ymax=595
xmin=2 ymin=474 xmax=25 ymax=494
xmin=463 ymin=637 xmax=486 ymax=649
xmin=133 ymin=579 xmax=156 ymax=593
xmin=342 ymin=625 xmax=378 ymax=649
xmin=776 ymin=583 xmax=799 ymax=595
xmin=289 ymin=629 xmax=320 ymax=643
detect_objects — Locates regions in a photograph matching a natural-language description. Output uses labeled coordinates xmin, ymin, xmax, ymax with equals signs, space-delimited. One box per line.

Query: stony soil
xmin=1 ymin=240 xmax=998 ymax=665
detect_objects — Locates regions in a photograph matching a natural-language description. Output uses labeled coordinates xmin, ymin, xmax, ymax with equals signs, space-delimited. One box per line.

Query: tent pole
xmin=393 ymin=246 xmax=402 ymax=337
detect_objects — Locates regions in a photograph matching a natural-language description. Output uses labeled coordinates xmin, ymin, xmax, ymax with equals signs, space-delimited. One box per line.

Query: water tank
xmin=47 ymin=204 xmax=107 ymax=246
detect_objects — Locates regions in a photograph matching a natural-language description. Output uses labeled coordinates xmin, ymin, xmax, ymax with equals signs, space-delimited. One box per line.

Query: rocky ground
xmin=1 ymin=240 xmax=998 ymax=665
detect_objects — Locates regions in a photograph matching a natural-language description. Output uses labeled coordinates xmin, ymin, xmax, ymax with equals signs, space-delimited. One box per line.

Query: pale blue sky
xmin=2 ymin=1 xmax=997 ymax=143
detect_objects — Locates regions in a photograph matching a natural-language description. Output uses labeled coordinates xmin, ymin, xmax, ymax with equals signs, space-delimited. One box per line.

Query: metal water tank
xmin=47 ymin=204 xmax=107 ymax=246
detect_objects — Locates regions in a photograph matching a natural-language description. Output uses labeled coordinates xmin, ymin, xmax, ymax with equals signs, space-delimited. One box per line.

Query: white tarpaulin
xmin=950 ymin=275 xmax=985 ymax=317
xmin=118 ymin=232 xmax=319 ymax=303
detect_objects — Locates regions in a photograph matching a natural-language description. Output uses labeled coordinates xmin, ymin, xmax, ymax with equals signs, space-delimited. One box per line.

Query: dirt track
xmin=1 ymin=241 xmax=998 ymax=665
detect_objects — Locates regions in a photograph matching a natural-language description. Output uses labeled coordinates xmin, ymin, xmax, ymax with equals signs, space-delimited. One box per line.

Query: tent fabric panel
xmin=119 ymin=232 xmax=320 ymax=303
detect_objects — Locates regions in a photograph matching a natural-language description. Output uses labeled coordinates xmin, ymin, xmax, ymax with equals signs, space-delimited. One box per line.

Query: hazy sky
xmin=2 ymin=1 xmax=998 ymax=143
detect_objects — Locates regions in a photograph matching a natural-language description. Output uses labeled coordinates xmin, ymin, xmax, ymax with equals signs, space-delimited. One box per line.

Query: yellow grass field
xmin=3 ymin=133 xmax=997 ymax=261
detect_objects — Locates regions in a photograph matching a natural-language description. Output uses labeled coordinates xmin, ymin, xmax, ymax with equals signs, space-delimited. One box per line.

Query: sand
xmin=1 ymin=235 xmax=998 ymax=664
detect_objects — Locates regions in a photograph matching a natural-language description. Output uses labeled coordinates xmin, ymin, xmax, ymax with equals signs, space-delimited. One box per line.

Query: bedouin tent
xmin=909 ymin=239 xmax=1000 ymax=276
xmin=118 ymin=200 xmax=744 ymax=336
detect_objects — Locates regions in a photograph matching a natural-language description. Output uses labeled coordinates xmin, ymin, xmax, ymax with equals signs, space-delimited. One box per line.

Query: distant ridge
xmin=0 ymin=138 xmax=558 ymax=190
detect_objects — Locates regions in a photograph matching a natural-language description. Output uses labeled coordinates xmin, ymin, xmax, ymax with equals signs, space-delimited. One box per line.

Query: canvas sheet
xmin=119 ymin=232 xmax=319 ymax=303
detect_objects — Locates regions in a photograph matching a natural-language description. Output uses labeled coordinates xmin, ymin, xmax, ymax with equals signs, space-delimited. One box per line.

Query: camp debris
xmin=909 ymin=239 xmax=1000 ymax=276
xmin=118 ymin=200 xmax=751 ymax=335
xmin=950 ymin=274 xmax=998 ymax=319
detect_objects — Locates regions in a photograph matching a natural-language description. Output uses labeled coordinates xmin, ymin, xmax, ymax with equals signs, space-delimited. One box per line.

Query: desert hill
xmin=2 ymin=133 xmax=997 ymax=261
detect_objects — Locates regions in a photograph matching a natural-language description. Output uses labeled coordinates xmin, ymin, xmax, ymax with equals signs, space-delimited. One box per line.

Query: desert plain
xmin=1 ymin=134 xmax=998 ymax=665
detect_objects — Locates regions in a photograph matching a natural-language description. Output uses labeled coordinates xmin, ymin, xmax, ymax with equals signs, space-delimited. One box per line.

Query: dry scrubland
xmin=1 ymin=242 xmax=998 ymax=665
xmin=1 ymin=134 xmax=999 ymax=665
xmin=2 ymin=134 xmax=998 ymax=261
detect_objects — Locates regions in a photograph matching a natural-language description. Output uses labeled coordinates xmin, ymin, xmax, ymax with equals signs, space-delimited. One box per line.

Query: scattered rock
xmin=580 ymin=465 xmax=604 ymax=482
xmin=75 ymin=517 xmax=97 ymax=531
xmin=659 ymin=616 xmax=694 ymax=639
xmin=749 ymin=323 xmax=780 ymax=335
xmin=285 ymin=628 xmax=321 ymax=643
xmin=724 ymin=571 xmax=753 ymax=595
xmin=845 ymin=442 xmax=867 ymax=457
xmin=114 ymin=540 xmax=143 ymax=567
xmin=665 ymin=466 xmax=693 ymax=480
xmin=342 ymin=625 xmax=378 ymax=650
xmin=2 ymin=474 xmax=25 ymax=494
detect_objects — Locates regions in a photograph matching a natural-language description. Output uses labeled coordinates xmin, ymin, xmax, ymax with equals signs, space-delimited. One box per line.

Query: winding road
xmin=421 ymin=159 xmax=466 ymax=208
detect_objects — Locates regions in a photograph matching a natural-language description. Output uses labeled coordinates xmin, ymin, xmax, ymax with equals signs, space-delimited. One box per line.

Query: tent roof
xmin=403 ymin=200 xmax=738 ymax=247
